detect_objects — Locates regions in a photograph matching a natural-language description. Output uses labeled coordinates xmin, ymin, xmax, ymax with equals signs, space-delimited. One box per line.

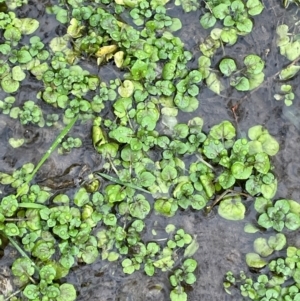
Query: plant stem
xmin=4 ymin=289 xmax=22 ymax=301
xmin=4 ymin=218 xmax=28 ymax=221
xmin=196 ymin=155 xmax=214 ymax=169
xmin=6 ymin=236 xmax=39 ymax=272
xmin=97 ymin=172 xmax=151 ymax=194
xmin=206 ymin=189 xmax=250 ymax=212
xmin=15 ymin=115 xmax=78 ymax=198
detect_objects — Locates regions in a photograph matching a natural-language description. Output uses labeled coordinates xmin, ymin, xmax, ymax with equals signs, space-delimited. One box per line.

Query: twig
xmin=206 ymin=189 xmax=250 ymax=213
xmin=4 ymin=289 xmax=22 ymax=301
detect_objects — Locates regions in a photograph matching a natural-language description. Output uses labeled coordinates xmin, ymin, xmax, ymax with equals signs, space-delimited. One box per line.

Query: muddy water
xmin=1 ymin=0 xmax=300 ymax=300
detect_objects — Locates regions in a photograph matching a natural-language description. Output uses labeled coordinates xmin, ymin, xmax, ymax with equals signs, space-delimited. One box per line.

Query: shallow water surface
xmin=0 ymin=1 xmax=300 ymax=300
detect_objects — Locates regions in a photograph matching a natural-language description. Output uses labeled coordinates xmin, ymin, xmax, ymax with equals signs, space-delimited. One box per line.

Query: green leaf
xmin=169 ymin=18 xmax=182 ymax=32
xmin=4 ymin=27 xmax=21 ymax=42
xmin=56 ymin=8 xmax=68 ymax=23
xmin=248 ymin=72 xmax=264 ymax=90
xmin=129 ymin=194 xmax=151 ymax=219
xmin=109 ymin=126 xmax=134 ymax=143
xmin=12 ymin=257 xmax=35 ymax=283
xmin=0 ymin=44 xmax=11 ymax=55
xmin=4 ymin=223 xmax=20 ymax=236
xmin=246 ymin=0 xmax=264 ymax=16
xmin=202 ymin=139 xmax=225 ymax=159
xmin=218 ymin=171 xmax=235 ymax=189
xmin=161 ymin=165 xmax=177 ymax=182
xmin=139 ymin=171 xmax=156 ymax=187
xmin=17 ymin=50 xmax=32 ymax=64
xmin=67 ymin=18 xmax=83 ymax=38
xmin=288 ymin=199 xmax=300 ymax=215
xmin=184 ymin=237 xmax=199 ymax=257
xmin=122 ymin=258 xmax=135 ymax=274
xmin=254 ymin=197 xmax=272 ymax=213
xmin=18 ymin=18 xmax=39 ymax=34
xmin=209 ymin=120 xmax=236 ymax=140
xmin=131 ymin=60 xmax=148 ymax=80
xmin=293 ymin=269 xmax=300 ymax=284
xmin=244 ymin=54 xmax=265 ymax=74
xmin=253 ymin=237 xmax=273 ymax=257
xmin=118 ymin=80 xmax=135 ymax=97
xmin=257 ymin=213 xmax=273 ymax=229
xmin=74 ymin=187 xmax=90 ymax=207
xmin=279 ymin=65 xmax=300 ymax=80
xmin=1 ymin=75 xmax=19 ymax=93
xmin=246 ymin=253 xmax=267 ymax=268
xmin=57 ymin=284 xmax=77 ymax=301
xmin=198 ymin=56 xmax=211 ymax=79
xmin=9 ymin=137 xmax=24 ymax=148
xmin=183 ymin=258 xmax=197 ymax=273
xmin=206 ymin=72 xmax=223 ymax=94
xmin=281 ymin=40 xmax=300 ymax=61
xmin=218 ymin=196 xmax=245 ymax=221
xmin=154 ymin=198 xmax=178 ymax=217
xmin=230 ymin=76 xmax=250 ymax=91
xmin=190 ymin=194 xmax=207 ymax=210
xmin=285 ymin=212 xmax=300 ymax=230
xmin=212 ymin=3 xmax=229 ymax=19
xmin=12 ymin=66 xmax=26 ymax=81
xmin=219 ymin=58 xmax=237 ymax=76
xmin=261 ymin=180 xmax=277 ymax=199
xmin=231 ymin=162 xmax=253 ymax=180
xmin=81 ymin=245 xmax=98 ymax=264
xmin=50 ymin=36 xmax=69 ymax=52
xmin=105 ymin=184 xmax=127 ymax=203
xmin=23 ymin=284 xmax=39 ymax=300
xmin=236 ymin=18 xmax=253 ymax=33
xmin=39 ymin=264 xmax=56 ymax=283
xmin=174 ymin=93 xmax=199 ymax=112
xmin=254 ymin=153 xmax=270 ymax=174
xmin=268 ymin=233 xmax=286 ymax=251
xmin=200 ymin=174 xmax=215 ymax=198
xmin=200 ymin=13 xmax=216 ymax=29
xmin=170 ymin=287 xmax=187 ymax=301
xmin=244 ymin=223 xmax=260 ymax=233
xmin=248 ymin=126 xmax=279 ymax=156
xmin=220 ymin=28 xmax=238 ymax=45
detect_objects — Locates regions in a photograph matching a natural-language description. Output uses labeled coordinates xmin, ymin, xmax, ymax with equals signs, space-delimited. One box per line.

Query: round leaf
xmin=219 ymin=58 xmax=237 ymax=76
xmin=218 ymin=196 xmax=245 ymax=221
xmin=19 ymin=18 xmax=39 ymax=34
xmin=268 ymin=233 xmax=286 ymax=251
xmin=253 ymin=237 xmax=273 ymax=257
xmin=12 ymin=66 xmax=26 ymax=81
xmin=231 ymin=162 xmax=253 ymax=180
xmin=57 ymin=284 xmax=76 ymax=301
xmin=1 ymin=75 xmax=19 ymax=93
xmin=246 ymin=253 xmax=267 ymax=268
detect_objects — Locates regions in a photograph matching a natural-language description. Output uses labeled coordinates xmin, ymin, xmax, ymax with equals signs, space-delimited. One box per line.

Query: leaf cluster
xmin=225 ymin=246 xmax=300 ymax=301
xmin=274 ymin=84 xmax=295 ymax=106
xmin=257 ymin=199 xmax=300 ymax=232
xmin=199 ymin=0 xmax=264 ymax=57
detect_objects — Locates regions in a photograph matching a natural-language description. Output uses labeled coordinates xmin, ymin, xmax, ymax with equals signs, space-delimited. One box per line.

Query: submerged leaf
xmin=18 ymin=18 xmax=39 ymax=35
xmin=253 ymin=237 xmax=273 ymax=257
xmin=1 ymin=75 xmax=19 ymax=93
xmin=218 ymin=196 xmax=245 ymax=221
xmin=279 ymin=65 xmax=300 ymax=80
xmin=206 ymin=72 xmax=223 ymax=94
xmin=246 ymin=253 xmax=267 ymax=268
xmin=209 ymin=120 xmax=236 ymax=140
xmin=95 ymin=45 xmax=118 ymax=57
